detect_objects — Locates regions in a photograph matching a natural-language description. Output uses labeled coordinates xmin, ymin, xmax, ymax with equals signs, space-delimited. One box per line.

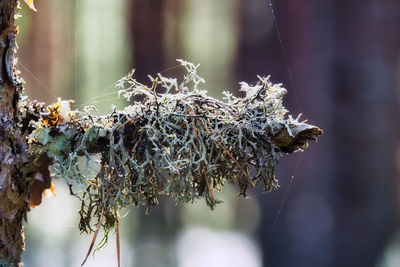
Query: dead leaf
xmin=29 ymin=167 xmax=51 ymax=208
xmin=24 ymin=0 xmax=37 ymax=12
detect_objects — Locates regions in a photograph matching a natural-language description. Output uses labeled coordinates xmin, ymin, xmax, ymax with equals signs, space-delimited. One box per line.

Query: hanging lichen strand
xmin=26 ymin=60 xmax=322 ymax=235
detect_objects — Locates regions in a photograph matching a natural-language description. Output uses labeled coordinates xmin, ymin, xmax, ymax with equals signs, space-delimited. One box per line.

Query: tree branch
xmin=24 ymin=61 xmax=322 ymax=238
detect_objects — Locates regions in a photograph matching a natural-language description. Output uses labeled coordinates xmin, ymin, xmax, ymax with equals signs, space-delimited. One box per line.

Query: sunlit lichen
xmin=27 ymin=60 xmax=322 ymax=237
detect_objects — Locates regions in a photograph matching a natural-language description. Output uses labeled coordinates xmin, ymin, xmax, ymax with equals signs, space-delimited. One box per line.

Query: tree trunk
xmin=332 ymin=1 xmax=400 ymax=265
xmin=236 ymin=1 xmax=335 ymax=265
xmin=129 ymin=0 xmax=165 ymax=83
xmin=237 ymin=0 xmax=399 ymax=266
xmin=0 ymin=1 xmax=29 ymax=265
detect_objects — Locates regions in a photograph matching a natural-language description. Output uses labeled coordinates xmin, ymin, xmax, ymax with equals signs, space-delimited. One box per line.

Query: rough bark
xmin=0 ymin=1 xmax=29 ymax=266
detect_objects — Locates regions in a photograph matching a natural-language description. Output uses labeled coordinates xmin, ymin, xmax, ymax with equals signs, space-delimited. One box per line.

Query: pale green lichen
xmin=27 ymin=60 xmax=322 ymax=236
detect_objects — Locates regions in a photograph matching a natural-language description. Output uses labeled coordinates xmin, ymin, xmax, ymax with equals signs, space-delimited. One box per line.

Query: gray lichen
xmin=26 ymin=60 xmax=322 ymax=236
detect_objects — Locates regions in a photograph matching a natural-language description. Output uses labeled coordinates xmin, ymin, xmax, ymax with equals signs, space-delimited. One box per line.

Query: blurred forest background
xmin=17 ymin=0 xmax=400 ymax=266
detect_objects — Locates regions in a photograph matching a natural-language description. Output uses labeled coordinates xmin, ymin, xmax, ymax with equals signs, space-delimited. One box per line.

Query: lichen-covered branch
xmin=24 ymin=60 xmax=322 ymax=236
xmin=0 ymin=2 xmax=322 ymax=264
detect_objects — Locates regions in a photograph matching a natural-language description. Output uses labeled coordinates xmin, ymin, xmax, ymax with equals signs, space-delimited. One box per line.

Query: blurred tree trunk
xmin=130 ymin=0 xmax=166 ymax=83
xmin=128 ymin=2 xmax=172 ymax=266
xmin=0 ymin=1 xmax=29 ymax=265
xmin=332 ymin=0 xmax=400 ymax=266
xmin=18 ymin=0 xmax=53 ymax=103
xmin=235 ymin=0 xmax=287 ymax=91
xmin=237 ymin=0 xmax=400 ymax=266
xmin=236 ymin=0 xmax=335 ymax=266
